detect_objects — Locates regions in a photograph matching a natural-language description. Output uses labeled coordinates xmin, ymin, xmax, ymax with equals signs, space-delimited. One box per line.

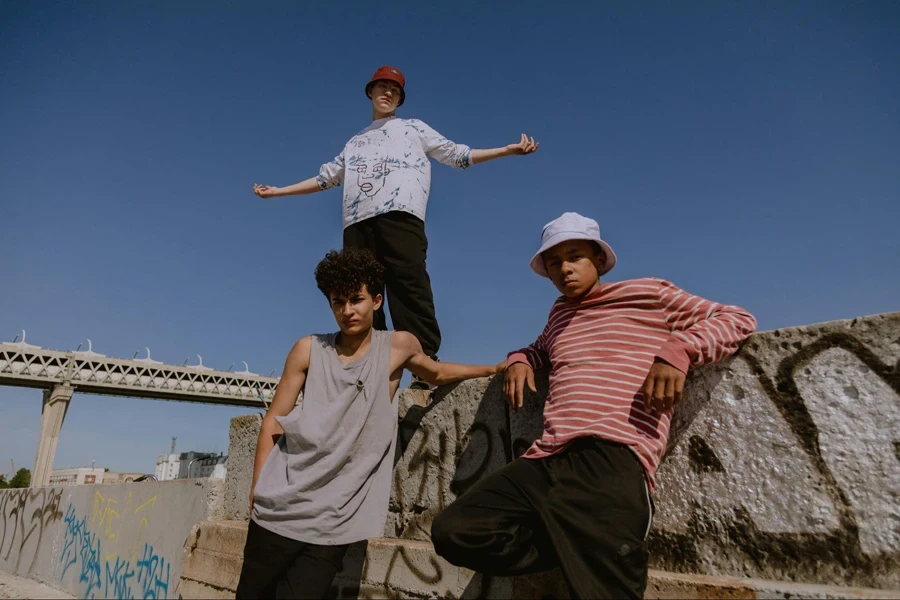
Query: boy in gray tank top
xmin=236 ymin=247 xmax=505 ymax=600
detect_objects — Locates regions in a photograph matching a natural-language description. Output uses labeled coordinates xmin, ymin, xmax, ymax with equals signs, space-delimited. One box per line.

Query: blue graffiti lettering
xmin=59 ymin=503 xmax=102 ymax=597
xmin=136 ymin=542 xmax=170 ymax=599
xmin=105 ymin=555 xmax=136 ymax=599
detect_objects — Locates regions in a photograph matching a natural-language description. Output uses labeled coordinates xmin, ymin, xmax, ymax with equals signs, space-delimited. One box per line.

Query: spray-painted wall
xmin=0 ymin=479 xmax=224 ymax=599
xmin=223 ymin=312 xmax=899 ymax=592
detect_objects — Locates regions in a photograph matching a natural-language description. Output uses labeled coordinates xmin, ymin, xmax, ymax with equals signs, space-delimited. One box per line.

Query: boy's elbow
xmin=429 ymin=364 xmax=449 ymax=386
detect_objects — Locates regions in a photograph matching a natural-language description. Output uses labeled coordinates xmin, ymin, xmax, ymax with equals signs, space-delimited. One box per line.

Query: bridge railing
xmin=0 ymin=343 xmax=278 ymax=407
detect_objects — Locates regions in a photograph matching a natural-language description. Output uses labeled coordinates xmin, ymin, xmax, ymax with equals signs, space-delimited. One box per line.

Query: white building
xmin=155 ymin=453 xmax=180 ymax=481
xmin=49 ymin=466 xmax=106 ymax=486
xmin=155 ymin=450 xmax=227 ymax=480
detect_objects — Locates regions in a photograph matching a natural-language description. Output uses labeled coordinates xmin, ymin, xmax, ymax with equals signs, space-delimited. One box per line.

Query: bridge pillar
xmin=31 ymin=384 xmax=74 ymax=488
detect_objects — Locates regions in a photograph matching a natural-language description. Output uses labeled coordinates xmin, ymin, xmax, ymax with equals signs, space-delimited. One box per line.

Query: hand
xmin=504 ymin=362 xmax=536 ymax=410
xmin=640 ymin=359 xmax=686 ymax=414
xmin=494 ymin=358 xmax=508 ymax=375
xmin=253 ymin=183 xmax=279 ymax=198
xmin=506 ymin=133 xmax=539 ymax=155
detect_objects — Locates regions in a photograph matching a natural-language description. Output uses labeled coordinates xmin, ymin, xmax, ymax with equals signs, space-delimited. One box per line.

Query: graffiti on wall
xmin=59 ymin=490 xmax=171 ymax=599
xmin=650 ymin=330 xmax=900 ymax=588
xmin=0 ymin=487 xmax=64 ymax=575
xmin=389 ymin=319 xmax=900 ymax=589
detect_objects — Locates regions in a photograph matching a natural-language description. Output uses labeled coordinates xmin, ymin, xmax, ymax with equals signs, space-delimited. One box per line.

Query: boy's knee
xmin=430 ymin=508 xmax=460 ymax=558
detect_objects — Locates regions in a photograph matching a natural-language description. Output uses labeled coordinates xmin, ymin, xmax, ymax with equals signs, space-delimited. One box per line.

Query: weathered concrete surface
xmin=0 ymin=478 xmax=225 ymax=599
xmin=179 ymin=521 xmax=899 ymax=599
xmin=223 ymin=311 xmax=900 ymax=590
xmin=224 ymin=412 xmax=262 ymax=520
xmin=0 ymin=570 xmax=73 ymax=599
xmin=651 ymin=312 xmax=900 ymax=590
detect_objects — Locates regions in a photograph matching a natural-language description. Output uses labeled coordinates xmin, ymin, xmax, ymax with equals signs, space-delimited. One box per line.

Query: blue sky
xmin=1 ymin=1 xmax=898 ymax=476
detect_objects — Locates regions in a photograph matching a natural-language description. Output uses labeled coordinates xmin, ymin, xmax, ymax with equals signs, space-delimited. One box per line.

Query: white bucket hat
xmin=529 ymin=212 xmax=617 ymax=278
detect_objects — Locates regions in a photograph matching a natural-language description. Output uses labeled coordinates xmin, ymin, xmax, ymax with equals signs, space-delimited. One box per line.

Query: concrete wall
xmin=179 ymin=522 xmax=897 ymax=599
xmin=0 ymin=478 xmax=225 ymax=599
xmin=224 ymin=311 xmax=900 ymax=591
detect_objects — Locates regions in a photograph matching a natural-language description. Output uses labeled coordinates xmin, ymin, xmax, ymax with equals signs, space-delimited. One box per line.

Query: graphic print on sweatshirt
xmin=316 ymin=117 xmax=471 ymax=228
xmin=356 ymin=161 xmax=391 ymax=198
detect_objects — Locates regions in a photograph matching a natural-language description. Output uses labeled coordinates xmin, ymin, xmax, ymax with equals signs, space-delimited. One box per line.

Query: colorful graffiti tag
xmin=58 ymin=490 xmax=171 ymax=599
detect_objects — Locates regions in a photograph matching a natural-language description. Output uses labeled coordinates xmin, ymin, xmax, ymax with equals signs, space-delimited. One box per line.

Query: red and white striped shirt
xmin=508 ymin=278 xmax=756 ymax=489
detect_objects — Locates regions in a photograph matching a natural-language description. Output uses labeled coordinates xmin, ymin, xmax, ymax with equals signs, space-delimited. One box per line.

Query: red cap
xmin=365 ymin=66 xmax=406 ymax=106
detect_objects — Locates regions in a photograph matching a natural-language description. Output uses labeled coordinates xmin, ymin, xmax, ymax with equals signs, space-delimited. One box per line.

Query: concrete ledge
xmin=178 ymin=521 xmax=900 ymax=599
xmin=0 ymin=570 xmax=73 ymax=600
xmin=221 ymin=311 xmax=900 ymax=589
xmin=647 ymin=571 xmax=900 ymax=599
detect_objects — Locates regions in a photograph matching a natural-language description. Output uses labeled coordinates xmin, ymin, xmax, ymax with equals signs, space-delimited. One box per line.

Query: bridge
xmin=0 ymin=333 xmax=280 ymax=488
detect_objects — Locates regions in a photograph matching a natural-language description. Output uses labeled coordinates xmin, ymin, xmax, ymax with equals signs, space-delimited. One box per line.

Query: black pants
xmin=342 ymin=211 xmax=441 ymax=358
xmin=431 ymin=438 xmax=653 ymax=599
xmin=235 ymin=520 xmax=350 ymax=600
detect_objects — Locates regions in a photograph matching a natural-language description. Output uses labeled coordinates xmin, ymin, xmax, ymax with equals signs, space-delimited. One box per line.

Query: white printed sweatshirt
xmin=316 ymin=117 xmax=472 ymax=228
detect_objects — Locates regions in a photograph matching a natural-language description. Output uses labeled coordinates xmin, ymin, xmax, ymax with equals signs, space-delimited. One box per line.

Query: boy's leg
xmin=434 ymin=439 xmax=652 ymax=600
xmin=236 ymin=520 xmax=306 ymax=599
xmin=370 ymin=211 xmax=441 ymax=357
xmin=342 ymin=220 xmax=387 ymax=331
xmin=542 ymin=439 xmax=653 ymax=600
xmin=431 ymin=458 xmax=558 ymax=576
xmin=276 ymin=542 xmax=350 ymax=600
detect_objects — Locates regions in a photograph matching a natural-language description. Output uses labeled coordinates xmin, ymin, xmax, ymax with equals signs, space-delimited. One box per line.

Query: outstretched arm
xmin=253 ymin=177 xmax=322 ymax=199
xmin=396 ymin=331 xmax=505 ymax=386
xmin=250 ymin=337 xmax=311 ymax=508
xmin=253 ymin=151 xmax=345 ymax=199
xmin=471 ymin=134 xmax=539 ymax=165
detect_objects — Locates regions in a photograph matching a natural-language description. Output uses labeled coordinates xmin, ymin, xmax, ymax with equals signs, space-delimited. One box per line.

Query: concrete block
xmin=192 ymin=520 xmax=249 ymax=556
xmin=222 ymin=312 xmax=900 ymax=590
xmin=177 ymin=527 xmax=900 ymax=599
xmin=224 ymin=413 xmax=262 ymax=520
xmin=179 ymin=547 xmax=244 ymax=592
xmin=650 ymin=312 xmax=900 ymax=589
xmin=646 ymin=570 xmax=900 ymax=599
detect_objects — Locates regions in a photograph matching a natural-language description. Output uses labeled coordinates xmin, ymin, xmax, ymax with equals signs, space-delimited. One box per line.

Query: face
xmin=542 ymin=239 xmax=606 ymax=298
xmin=369 ymin=80 xmax=402 ymax=113
xmin=328 ymin=284 xmax=383 ymax=335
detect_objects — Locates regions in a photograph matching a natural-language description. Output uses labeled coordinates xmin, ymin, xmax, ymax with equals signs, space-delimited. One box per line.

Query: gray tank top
xmin=251 ymin=330 xmax=399 ymax=544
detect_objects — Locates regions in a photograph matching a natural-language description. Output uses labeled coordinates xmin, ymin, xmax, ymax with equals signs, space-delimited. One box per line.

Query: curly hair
xmin=314 ymin=247 xmax=385 ymax=300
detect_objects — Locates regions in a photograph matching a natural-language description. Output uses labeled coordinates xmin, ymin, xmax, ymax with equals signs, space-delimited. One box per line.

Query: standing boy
xmin=253 ymin=66 xmax=538 ymax=386
xmin=236 ymin=247 xmax=504 ymax=599
xmin=431 ymin=212 xmax=757 ymax=598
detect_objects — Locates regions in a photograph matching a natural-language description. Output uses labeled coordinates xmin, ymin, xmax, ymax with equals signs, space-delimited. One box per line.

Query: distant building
xmin=155 ymin=452 xmax=181 ymax=481
xmin=49 ymin=466 xmax=106 ymax=486
xmin=155 ymin=450 xmax=227 ymax=480
xmin=104 ymin=471 xmax=149 ymax=484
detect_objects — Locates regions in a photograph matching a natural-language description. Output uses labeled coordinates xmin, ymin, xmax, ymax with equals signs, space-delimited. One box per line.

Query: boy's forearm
xmin=470 ymin=147 xmax=512 ymax=165
xmin=434 ymin=362 xmax=500 ymax=385
xmin=271 ymin=177 xmax=323 ymax=197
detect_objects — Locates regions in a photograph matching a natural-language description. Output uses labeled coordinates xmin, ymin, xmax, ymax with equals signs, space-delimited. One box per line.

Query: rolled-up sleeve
xmin=412 ymin=119 xmax=471 ymax=169
xmin=316 ymin=152 xmax=345 ymax=190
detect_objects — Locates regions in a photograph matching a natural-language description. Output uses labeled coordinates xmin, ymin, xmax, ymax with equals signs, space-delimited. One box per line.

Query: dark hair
xmin=314 ymin=247 xmax=385 ymax=300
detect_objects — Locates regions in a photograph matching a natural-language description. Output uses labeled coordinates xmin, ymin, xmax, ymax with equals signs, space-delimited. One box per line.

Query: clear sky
xmin=1 ymin=1 xmax=898 ymax=476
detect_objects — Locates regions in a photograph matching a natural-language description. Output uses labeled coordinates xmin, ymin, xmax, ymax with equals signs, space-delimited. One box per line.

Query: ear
xmin=373 ymin=293 xmax=384 ymax=311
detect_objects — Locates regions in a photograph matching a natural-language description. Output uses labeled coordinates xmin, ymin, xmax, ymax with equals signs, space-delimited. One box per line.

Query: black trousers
xmin=342 ymin=211 xmax=441 ymax=358
xmin=235 ymin=520 xmax=350 ymax=600
xmin=431 ymin=438 xmax=653 ymax=600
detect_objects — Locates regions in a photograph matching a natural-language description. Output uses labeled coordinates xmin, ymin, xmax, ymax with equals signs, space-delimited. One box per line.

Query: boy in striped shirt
xmin=432 ymin=212 xmax=756 ymax=599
